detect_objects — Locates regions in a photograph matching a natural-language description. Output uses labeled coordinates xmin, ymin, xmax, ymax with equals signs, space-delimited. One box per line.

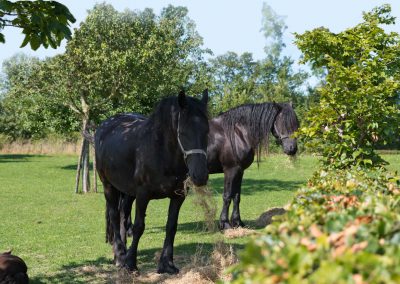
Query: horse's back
xmin=95 ymin=113 xmax=147 ymax=192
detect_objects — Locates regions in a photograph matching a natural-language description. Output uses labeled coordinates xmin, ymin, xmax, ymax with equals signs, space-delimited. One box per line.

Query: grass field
xmin=0 ymin=154 xmax=398 ymax=283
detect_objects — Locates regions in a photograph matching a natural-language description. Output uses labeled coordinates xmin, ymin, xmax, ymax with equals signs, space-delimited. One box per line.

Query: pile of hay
xmin=138 ymin=241 xmax=237 ymax=284
xmin=223 ymin=227 xmax=256 ymax=239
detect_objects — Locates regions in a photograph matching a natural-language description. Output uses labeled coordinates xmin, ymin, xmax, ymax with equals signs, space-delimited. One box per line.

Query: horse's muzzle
xmin=187 ymin=155 xmax=209 ymax=186
xmin=284 ymin=145 xmax=297 ymax=156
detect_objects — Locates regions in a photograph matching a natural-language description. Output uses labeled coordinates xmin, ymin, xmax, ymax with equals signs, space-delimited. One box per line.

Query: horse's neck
xmin=146 ymin=117 xmax=184 ymax=170
xmin=219 ymin=103 xmax=276 ymax=148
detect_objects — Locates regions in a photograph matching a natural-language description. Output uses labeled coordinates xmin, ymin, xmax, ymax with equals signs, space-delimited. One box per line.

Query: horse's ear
xmin=201 ymin=89 xmax=208 ymax=105
xmin=178 ymin=90 xmax=186 ymax=108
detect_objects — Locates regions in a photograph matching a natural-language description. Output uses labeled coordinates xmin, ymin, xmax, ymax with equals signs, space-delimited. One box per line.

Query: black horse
xmin=121 ymin=102 xmax=299 ymax=233
xmin=207 ymin=102 xmax=299 ymax=230
xmin=95 ymin=90 xmax=209 ymax=274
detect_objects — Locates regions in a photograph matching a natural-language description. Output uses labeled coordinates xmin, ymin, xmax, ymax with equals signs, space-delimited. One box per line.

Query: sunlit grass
xmin=1 ymin=153 xmax=398 ymax=282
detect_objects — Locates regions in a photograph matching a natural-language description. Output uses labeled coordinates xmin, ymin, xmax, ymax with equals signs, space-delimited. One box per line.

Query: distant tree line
xmin=0 ymin=3 xmax=311 ymax=142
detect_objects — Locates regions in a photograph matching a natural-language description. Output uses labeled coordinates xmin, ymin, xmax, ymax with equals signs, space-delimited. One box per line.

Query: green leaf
xmin=29 ymin=34 xmax=41 ymax=50
xmin=20 ymin=34 xmax=31 ymax=48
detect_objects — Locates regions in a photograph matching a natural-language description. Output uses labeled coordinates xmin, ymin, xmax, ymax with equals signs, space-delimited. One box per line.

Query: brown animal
xmin=0 ymin=251 xmax=29 ymax=284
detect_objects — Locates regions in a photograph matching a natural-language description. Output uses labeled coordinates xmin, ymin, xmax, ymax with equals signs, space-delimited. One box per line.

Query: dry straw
xmin=183 ymin=177 xmax=217 ymax=232
xmin=146 ymin=240 xmax=237 ymax=284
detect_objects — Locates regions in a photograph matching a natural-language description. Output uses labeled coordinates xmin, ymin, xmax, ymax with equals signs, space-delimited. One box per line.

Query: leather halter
xmin=177 ymin=112 xmax=207 ymax=161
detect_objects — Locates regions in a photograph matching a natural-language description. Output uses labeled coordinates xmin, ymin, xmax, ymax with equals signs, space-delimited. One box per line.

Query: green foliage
xmin=0 ymin=4 xmax=210 ymax=138
xmin=41 ymin=4 xmax=210 ymax=124
xmin=261 ymin=3 xmax=287 ymax=58
xmin=209 ymin=52 xmax=259 ymax=114
xmin=230 ymin=167 xmax=400 ymax=283
xmin=0 ymin=54 xmax=79 ymax=139
xmin=0 ymin=0 xmax=75 ymax=49
xmin=295 ymin=5 xmax=400 ymax=169
xmin=0 ymin=133 xmax=10 ymax=149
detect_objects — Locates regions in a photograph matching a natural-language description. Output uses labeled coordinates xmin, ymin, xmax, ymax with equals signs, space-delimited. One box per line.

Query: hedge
xmin=229 ymin=168 xmax=400 ymax=284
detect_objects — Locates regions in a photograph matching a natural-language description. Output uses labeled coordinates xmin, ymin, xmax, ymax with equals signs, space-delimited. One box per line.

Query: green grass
xmin=0 ymin=153 xmax=397 ymax=283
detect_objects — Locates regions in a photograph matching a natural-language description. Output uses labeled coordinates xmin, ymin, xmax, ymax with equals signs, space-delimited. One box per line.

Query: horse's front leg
xmin=125 ymin=192 xmax=149 ymax=274
xmin=157 ymin=195 xmax=185 ymax=274
xmin=230 ymin=168 xmax=245 ymax=228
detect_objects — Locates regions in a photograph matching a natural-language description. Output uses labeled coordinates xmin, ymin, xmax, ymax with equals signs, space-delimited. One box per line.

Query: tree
xmin=295 ymin=5 xmax=400 ymax=169
xmin=209 ymin=3 xmax=308 ymax=118
xmin=37 ymin=4 xmax=209 ymax=193
xmin=258 ymin=3 xmax=308 ymax=107
xmin=0 ymin=54 xmax=78 ymax=139
xmin=0 ymin=0 xmax=75 ymax=49
xmin=209 ymin=52 xmax=259 ymax=114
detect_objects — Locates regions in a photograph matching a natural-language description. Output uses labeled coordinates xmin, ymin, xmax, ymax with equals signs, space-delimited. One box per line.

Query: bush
xmin=229 ymin=168 xmax=400 ymax=283
xmin=0 ymin=133 xmax=11 ymax=150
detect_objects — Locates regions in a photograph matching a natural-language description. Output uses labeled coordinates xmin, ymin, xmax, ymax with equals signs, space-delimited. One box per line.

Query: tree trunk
xmin=92 ymin=145 xmax=98 ymax=193
xmin=74 ymin=138 xmax=85 ymax=194
xmin=82 ymin=136 xmax=90 ymax=193
xmin=74 ymin=92 xmax=92 ymax=194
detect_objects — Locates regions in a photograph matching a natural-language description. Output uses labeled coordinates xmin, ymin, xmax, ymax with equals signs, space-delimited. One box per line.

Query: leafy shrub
xmin=0 ymin=133 xmax=11 ymax=150
xmin=229 ymin=168 xmax=400 ymax=284
xmin=296 ymin=5 xmax=400 ymax=169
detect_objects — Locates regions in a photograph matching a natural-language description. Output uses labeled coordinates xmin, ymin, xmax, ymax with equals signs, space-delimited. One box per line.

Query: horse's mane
xmin=218 ymin=102 xmax=279 ymax=163
xmin=149 ymin=95 xmax=208 ymax=134
xmin=277 ymin=103 xmax=299 ymax=134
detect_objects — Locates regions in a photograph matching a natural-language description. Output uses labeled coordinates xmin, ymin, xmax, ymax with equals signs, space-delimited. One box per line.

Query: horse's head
xmin=176 ymin=89 xmax=209 ymax=186
xmin=272 ymin=102 xmax=299 ymax=156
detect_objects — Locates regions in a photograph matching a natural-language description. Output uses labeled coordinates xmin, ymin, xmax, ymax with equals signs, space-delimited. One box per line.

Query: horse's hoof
xmin=219 ymin=221 xmax=232 ymax=231
xmin=124 ymin=259 xmax=138 ymax=274
xmin=157 ymin=261 xmax=179 ymax=274
xmin=115 ymin=258 xmax=125 ymax=268
xmin=122 ymin=265 xmax=140 ymax=276
xmin=231 ymin=219 xmax=245 ymax=228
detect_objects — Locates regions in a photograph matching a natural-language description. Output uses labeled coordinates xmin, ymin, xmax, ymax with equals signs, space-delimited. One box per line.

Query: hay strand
xmin=184 ymin=177 xmax=217 ymax=232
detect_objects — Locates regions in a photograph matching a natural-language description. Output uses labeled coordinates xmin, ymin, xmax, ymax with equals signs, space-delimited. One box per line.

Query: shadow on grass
xmin=29 ymin=242 xmax=244 ymax=284
xmin=0 ymin=154 xmax=37 ymax=163
xmin=61 ymin=163 xmax=93 ymax=170
xmin=154 ymin=214 xmax=279 ymax=234
xmin=208 ymin=177 xmax=303 ymax=195
xmin=30 ymin=257 xmax=114 ymax=284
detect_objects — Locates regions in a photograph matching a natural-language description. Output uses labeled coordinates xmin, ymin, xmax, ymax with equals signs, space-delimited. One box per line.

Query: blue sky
xmin=1 ymin=0 xmax=400 ymax=69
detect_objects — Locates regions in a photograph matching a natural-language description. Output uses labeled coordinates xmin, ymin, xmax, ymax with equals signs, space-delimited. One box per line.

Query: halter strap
xmin=177 ymin=112 xmax=207 ymax=160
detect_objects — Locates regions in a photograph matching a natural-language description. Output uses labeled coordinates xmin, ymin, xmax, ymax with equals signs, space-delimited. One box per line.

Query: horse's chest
xmin=240 ymin=149 xmax=255 ymax=169
xmin=134 ymin=166 xmax=184 ymax=198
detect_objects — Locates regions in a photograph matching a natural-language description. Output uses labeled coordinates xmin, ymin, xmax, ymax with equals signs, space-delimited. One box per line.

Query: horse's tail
xmin=105 ymin=203 xmax=114 ymax=244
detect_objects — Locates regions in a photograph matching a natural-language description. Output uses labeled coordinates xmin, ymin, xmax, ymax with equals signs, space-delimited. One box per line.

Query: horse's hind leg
xmin=219 ymin=167 xmax=239 ymax=230
xmin=125 ymin=192 xmax=149 ymax=274
xmin=119 ymin=194 xmax=135 ymax=245
xmin=104 ymin=183 xmax=127 ymax=267
xmin=158 ymin=195 xmax=185 ymax=274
